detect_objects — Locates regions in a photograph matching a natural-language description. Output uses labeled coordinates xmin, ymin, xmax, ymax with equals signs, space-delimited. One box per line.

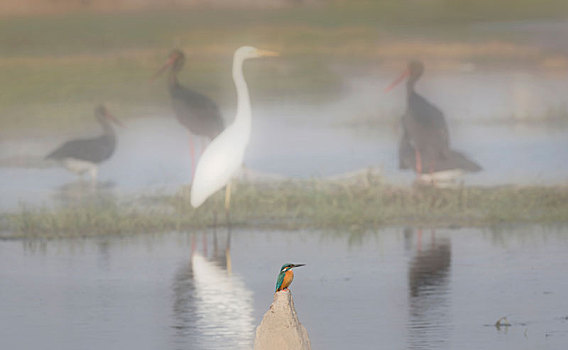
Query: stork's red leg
xmin=429 ymin=162 xmax=436 ymax=186
xmin=188 ymin=133 xmax=196 ymax=181
xmin=415 ymin=149 xmax=422 ymax=175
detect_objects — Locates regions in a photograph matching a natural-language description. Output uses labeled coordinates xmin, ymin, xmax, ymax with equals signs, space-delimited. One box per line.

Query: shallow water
xmin=1 ymin=68 xmax=568 ymax=211
xmin=1 ymin=116 xmax=567 ymax=211
xmin=1 ymin=226 xmax=567 ymax=350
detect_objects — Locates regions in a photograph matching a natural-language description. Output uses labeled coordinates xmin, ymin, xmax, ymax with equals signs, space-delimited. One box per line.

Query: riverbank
xmin=2 ymin=7 xmax=568 ymax=132
xmin=2 ymin=174 xmax=567 ymax=238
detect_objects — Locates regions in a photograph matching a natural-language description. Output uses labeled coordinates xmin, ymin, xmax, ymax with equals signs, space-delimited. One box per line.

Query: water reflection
xmin=95 ymin=238 xmax=112 ymax=272
xmin=2 ymin=227 xmax=568 ymax=349
xmin=51 ymin=179 xmax=117 ymax=207
xmin=406 ymin=228 xmax=452 ymax=350
xmin=171 ymin=229 xmax=254 ymax=350
xmin=171 ymin=244 xmax=198 ymax=349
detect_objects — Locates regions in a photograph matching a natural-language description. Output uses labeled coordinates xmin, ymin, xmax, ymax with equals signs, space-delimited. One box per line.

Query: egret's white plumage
xmin=190 ymin=46 xmax=277 ymax=208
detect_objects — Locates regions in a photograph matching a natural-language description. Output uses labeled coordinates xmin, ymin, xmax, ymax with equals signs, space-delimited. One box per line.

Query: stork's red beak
xmin=384 ymin=68 xmax=410 ymax=93
xmin=150 ymin=55 xmax=176 ymax=83
xmin=104 ymin=110 xmax=125 ymax=128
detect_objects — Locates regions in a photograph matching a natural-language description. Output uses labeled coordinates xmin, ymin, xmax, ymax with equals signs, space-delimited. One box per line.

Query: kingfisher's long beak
xmin=292 ymin=264 xmax=305 ymax=268
xmin=384 ymin=68 xmax=410 ymax=93
xmin=150 ymin=56 xmax=176 ymax=83
xmin=257 ymin=49 xmax=279 ymax=57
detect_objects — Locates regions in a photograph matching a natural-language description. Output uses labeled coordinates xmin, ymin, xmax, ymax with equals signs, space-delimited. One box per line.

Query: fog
xmin=1 ymin=2 xmax=568 ymax=350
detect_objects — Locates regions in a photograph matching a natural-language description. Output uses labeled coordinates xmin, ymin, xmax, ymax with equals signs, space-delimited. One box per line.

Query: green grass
xmin=3 ymin=177 xmax=568 ymax=238
xmin=0 ymin=50 xmax=342 ymax=132
xmin=1 ymin=2 xmax=567 ymax=130
xmin=1 ymin=3 xmax=567 ymax=238
xmin=2 ymin=2 xmax=566 ymax=57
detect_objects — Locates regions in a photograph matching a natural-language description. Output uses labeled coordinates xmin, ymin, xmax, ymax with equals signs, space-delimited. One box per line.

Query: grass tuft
xmin=3 ymin=176 xmax=568 ymax=238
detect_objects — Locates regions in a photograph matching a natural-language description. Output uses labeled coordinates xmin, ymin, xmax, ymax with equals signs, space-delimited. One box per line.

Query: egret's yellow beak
xmin=257 ymin=49 xmax=279 ymax=57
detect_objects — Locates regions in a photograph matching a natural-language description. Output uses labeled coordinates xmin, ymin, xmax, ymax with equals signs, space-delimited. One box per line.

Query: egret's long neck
xmin=233 ymin=55 xmax=251 ymax=130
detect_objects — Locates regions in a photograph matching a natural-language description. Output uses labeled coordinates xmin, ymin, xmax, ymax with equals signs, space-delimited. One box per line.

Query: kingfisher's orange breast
xmin=281 ymin=269 xmax=294 ymax=290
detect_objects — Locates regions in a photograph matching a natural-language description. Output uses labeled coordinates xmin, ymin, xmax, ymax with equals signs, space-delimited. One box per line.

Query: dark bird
xmin=152 ymin=49 xmax=224 ymax=178
xmin=405 ymin=228 xmax=452 ymax=349
xmin=275 ymin=263 xmax=305 ymax=293
xmin=386 ymin=61 xmax=481 ymax=184
xmin=407 ymin=229 xmax=451 ymax=298
xmin=45 ymin=104 xmax=123 ymax=182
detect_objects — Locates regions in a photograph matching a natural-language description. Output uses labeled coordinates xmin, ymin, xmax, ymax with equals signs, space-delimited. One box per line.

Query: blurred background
xmin=1 ymin=0 xmax=568 ymax=211
xmin=1 ymin=2 xmax=568 ymax=350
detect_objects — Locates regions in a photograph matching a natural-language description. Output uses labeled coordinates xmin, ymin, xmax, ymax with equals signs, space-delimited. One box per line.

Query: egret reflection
xmin=171 ymin=229 xmax=254 ymax=350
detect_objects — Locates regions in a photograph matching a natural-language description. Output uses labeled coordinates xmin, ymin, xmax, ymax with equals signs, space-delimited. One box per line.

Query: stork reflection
xmin=405 ymin=228 xmax=452 ymax=350
xmin=171 ymin=228 xmax=254 ymax=349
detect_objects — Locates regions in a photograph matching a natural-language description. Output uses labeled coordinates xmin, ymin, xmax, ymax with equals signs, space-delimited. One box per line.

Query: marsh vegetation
xmin=3 ymin=175 xmax=567 ymax=238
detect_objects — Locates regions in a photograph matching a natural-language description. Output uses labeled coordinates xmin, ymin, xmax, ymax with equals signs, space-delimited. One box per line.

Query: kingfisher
xmin=275 ymin=263 xmax=305 ymax=293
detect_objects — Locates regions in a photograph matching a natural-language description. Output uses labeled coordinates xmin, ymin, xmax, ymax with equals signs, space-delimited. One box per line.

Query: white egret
xmin=190 ymin=46 xmax=278 ymax=209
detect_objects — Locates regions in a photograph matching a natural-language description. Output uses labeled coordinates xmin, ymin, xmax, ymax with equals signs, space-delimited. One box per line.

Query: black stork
xmin=152 ymin=49 xmax=224 ymax=179
xmin=386 ymin=61 xmax=481 ymax=184
xmin=45 ymin=104 xmax=123 ymax=182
